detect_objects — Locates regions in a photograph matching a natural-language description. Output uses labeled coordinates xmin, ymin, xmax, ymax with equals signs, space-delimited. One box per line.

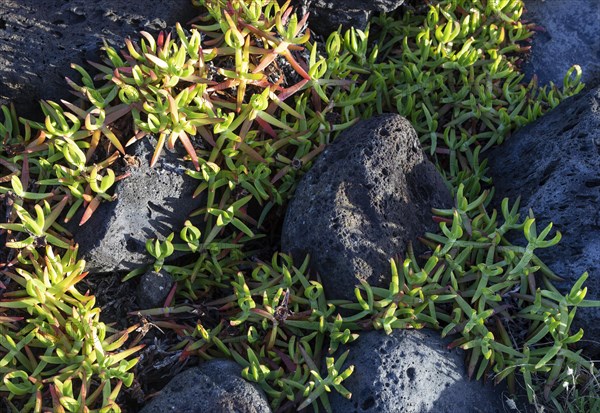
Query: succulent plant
xmin=0 ymin=0 xmax=597 ymax=412
xmin=0 ymin=246 xmax=141 ymax=412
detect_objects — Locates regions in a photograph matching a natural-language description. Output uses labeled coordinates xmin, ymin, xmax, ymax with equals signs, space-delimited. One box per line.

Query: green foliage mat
xmin=0 ymin=0 xmax=598 ymax=412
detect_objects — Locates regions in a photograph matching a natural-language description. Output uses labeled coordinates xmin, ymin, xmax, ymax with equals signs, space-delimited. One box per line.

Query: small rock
xmin=329 ymin=329 xmax=513 ymax=413
xmin=292 ymin=0 xmax=404 ymax=35
xmin=140 ymin=359 xmax=272 ymax=413
xmin=69 ymin=137 xmax=203 ymax=273
xmin=136 ymin=269 xmax=174 ymax=309
xmin=281 ymin=114 xmax=452 ymax=301
xmin=0 ymin=0 xmax=199 ymax=118
xmin=487 ymin=86 xmax=600 ymax=355
xmin=522 ymin=0 xmax=600 ymax=86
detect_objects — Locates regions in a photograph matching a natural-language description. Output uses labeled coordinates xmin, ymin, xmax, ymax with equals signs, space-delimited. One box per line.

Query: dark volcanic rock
xmin=292 ymin=0 xmax=404 ymax=35
xmin=329 ymin=329 xmax=513 ymax=413
xmin=522 ymin=0 xmax=600 ymax=86
xmin=70 ymin=137 xmax=203 ymax=273
xmin=0 ymin=0 xmax=199 ymax=118
xmin=136 ymin=269 xmax=174 ymax=309
xmin=487 ymin=86 xmax=600 ymax=355
xmin=281 ymin=114 xmax=452 ymax=301
xmin=140 ymin=360 xmax=271 ymax=413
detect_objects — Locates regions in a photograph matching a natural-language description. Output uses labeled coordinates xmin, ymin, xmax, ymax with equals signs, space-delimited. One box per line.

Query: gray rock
xmin=0 ymin=0 xmax=198 ymax=118
xmin=140 ymin=359 xmax=271 ymax=413
xmin=69 ymin=137 xmax=203 ymax=273
xmin=292 ymin=0 xmax=404 ymax=35
xmin=522 ymin=0 xmax=600 ymax=86
xmin=281 ymin=114 xmax=452 ymax=301
xmin=487 ymin=86 xmax=600 ymax=355
xmin=136 ymin=269 xmax=174 ymax=309
xmin=329 ymin=329 xmax=513 ymax=413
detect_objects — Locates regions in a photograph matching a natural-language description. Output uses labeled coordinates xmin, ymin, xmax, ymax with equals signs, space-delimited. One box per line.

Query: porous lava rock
xmin=329 ymin=329 xmax=514 ymax=413
xmin=0 ymin=0 xmax=199 ymax=118
xmin=281 ymin=114 xmax=452 ymax=301
xmin=69 ymin=137 xmax=203 ymax=273
xmin=487 ymin=85 xmax=600 ymax=355
xmin=139 ymin=359 xmax=271 ymax=413
xmin=522 ymin=0 xmax=600 ymax=86
xmin=292 ymin=0 xmax=404 ymax=36
xmin=136 ymin=269 xmax=174 ymax=309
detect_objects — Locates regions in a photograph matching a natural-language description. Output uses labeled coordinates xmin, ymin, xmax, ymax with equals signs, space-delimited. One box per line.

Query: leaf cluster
xmin=0 ymin=246 xmax=141 ymax=412
xmin=0 ymin=0 xmax=597 ymax=412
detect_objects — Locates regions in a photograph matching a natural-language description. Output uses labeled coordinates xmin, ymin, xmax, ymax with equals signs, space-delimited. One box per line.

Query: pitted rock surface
xmin=522 ymin=0 xmax=600 ymax=87
xmin=140 ymin=359 xmax=271 ymax=413
xmin=329 ymin=329 xmax=516 ymax=413
xmin=136 ymin=269 xmax=174 ymax=309
xmin=292 ymin=0 xmax=405 ymax=35
xmin=282 ymin=114 xmax=452 ymax=301
xmin=487 ymin=86 xmax=600 ymax=355
xmin=69 ymin=137 xmax=203 ymax=273
xmin=0 ymin=0 xmax=198 ymax=118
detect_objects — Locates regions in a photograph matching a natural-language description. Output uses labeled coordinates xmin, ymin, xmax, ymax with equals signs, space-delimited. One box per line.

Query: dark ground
xmin=0 ymin=0 xmax=199 ymax=119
